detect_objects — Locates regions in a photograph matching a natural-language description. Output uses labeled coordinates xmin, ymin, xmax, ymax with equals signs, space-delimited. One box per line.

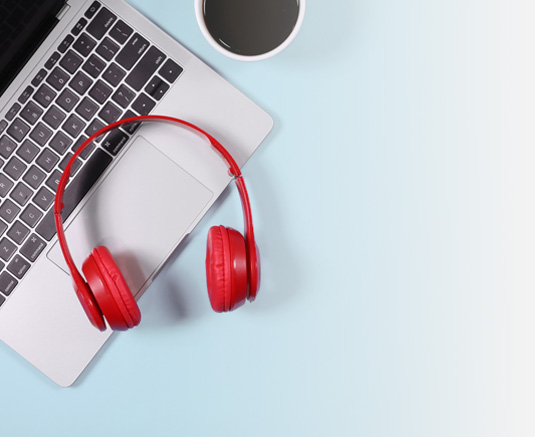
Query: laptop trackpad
xmin=47 ymin=136 xmax=213 ymax=297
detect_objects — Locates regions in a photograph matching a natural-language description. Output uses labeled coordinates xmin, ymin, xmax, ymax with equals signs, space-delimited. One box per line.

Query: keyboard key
xmin=85 ymin=118 xmax=106 ymax=139
xmin=0 ymin=200 xmax=20 ymax=223
xmin=6 ymin=103 xmax=21 ymax=121
xmin=69 ymin=70 xmax=94 ymax=95
xmin=73 ymin=32 xmax=97 ymax=57
xmin=49 ymin=131 xmax=72 ymax=156
xmin=58 ymin=34 xmax=75 ymax=53
xmin=87 ymin=7 xmax=117 ymax=40
xmin=19 ymin=232 xmax=46 ymax=263
xmin=88 ymin=79 xmax=112 ymax=104
xmin=7 ymin=255 xmax=30 ymax=280
xmin=145 ymin=76 xmax=169 ymax=101
xmin=96 ymin=37 xmax=119 ymax=61
xmin=46 ymin=170 xmax=62 ymax=192
xmin=31 ymin=69 xmax=47 ymax=87
xmin=33 ymin=186 xmax=55 ymax=211
xmin=119 ymin=110 xmax=140 ymax=134
xmin=0 ymin=295 xmax=5 ymax=307
xmin=59 ymin=153 xmax=82 ymax=175
xmin=7 ymin=118 xmax=30 ymax=143
xmin=56 ymin=88 xmax=79 ymax=112
xmin=36 ymin=148 xmax=59 ymax=172
xmin=102 ymin=62 xmax=126 ymax=87
xmin=44 ymin=52 xmax=61 ymax=70
xmin=0 ymin=120 xmax=7 ymax=135
xmin=85 ymin=1 xmax=101 ymax=19
xmin=132 ymin=93 xmax=156 ymax=115
xmin=98 ymin=101 xmax=122 ymax=124
xmin=0 ymin=221 xmax=7 ymax=237
xmin=4 ymin=156 xmax=27 ymax=180
xmin=112 ymin=84 xmax=135 ymax=108
xmin=102 ymin=130 xmax=129 ymax=156
xmin=29 ymin=122 xmax=53 ymax=146
xmin=36 ymin=149 xmax=112 ymax=241
xmin=125 ymin=46 xmax=166 ymax=92
xmin=75 ymin=97 xmax=99 ymax=121
xmin=0 ymin=135 xmax=17 ymax=158
xmin=16 ymin=139 xmax=39 ymax=163
xmin=72 ymin=136 xmax=95 ymax=160
xmin=34 ymin=84 xmax=57 ymax=109
xmin=109 ymin=20 xmax=133 ymax=45
xmin=0 ymin=271 xmax=18 ymax=295
xmin=0 ymin=175 xmax=13 ymax=197
xmin=7 ymin=221 xmax=30 ymax=245
xmin=43 ymin=105 xmax=66 ymax=129
xmin=60 ymin=49 xmax=83 ymax=74
xmin=72 ymin=17 xmax=88 ymax=36
xmin=20 ymin=101 xmax=44 ymax=126
xmin=46 ymin=67 xmax=69 ymax=91
xmin=158 ymin=59 xmax=183 ymax=83
xmin=63 ymin=114 xmax=86 ymax=138
xmin=18 ymin=86 xmax=34 ymax=104
xmin=82 ymin=54 xmax=106 ymax=78
xmin=20 ymin=204 xmax=43 ymax=228
xmin=0 ymin=238 xmax=16 ymax=262
xmin=10 ymin=182 xmax=33 ymax=206
xmin=23 ymin=165 xmax=46 ymax=189
xmin=116 ymin=33 xmax=149 ymax=70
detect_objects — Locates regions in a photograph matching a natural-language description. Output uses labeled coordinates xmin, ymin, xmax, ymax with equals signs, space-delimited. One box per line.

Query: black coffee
xmin=203 ymin=0 xmax=300 ymax=56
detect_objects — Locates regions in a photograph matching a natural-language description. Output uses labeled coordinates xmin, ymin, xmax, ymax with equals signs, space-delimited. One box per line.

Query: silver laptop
xmin=0 ymin=0 xmax=273 ymax=386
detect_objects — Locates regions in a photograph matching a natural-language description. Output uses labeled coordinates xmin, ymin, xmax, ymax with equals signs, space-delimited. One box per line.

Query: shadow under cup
xmin=200 ymin=0 xmax=304 ymax=60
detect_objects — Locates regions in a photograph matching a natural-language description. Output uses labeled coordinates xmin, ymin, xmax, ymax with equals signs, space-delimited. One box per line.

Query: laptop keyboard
xmin=0 ymin=1 xmax=183 ymax=308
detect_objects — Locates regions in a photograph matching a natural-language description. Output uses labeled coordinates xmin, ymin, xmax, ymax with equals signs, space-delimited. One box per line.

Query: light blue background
xmin=2 ymin=0 xmax=535 ymax=436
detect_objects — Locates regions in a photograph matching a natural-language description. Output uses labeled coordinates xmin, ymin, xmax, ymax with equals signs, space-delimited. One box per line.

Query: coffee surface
xmin=203 ymin=0 xmax=299 ymax=56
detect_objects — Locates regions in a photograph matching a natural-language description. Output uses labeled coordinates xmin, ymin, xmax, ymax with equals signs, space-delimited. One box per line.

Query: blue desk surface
xmin=2 ymin=1 xmax=534 ymax=436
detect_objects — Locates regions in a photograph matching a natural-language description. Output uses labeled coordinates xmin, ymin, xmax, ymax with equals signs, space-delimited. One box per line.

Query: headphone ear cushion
xmin=206 ymin=226 xmax=231 ymax=312
xmin=206 ymin=226 xmax=248 ymax=312
xmin=82 ymin=246 xmax=141 ymax=330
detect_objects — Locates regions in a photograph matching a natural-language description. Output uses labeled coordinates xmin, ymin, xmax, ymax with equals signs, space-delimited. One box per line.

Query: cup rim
xmin=194 ymin=0 xmax=306 ymax=62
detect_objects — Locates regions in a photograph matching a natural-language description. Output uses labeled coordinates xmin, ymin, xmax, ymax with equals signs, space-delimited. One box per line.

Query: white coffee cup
xmin=194 ymin=0 xmax=306 ymax=62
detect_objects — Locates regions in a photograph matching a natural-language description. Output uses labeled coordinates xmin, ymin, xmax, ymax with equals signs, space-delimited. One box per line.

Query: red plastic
xmin=74 ymin=278 xmax=106 ymax=331
xmin=226 ymin=227 xmax=248 ymax=310
xmin=54 ymin=115 xmax=259 ymax=329
xmin=236 ymin=177 xmax=260 ymax=300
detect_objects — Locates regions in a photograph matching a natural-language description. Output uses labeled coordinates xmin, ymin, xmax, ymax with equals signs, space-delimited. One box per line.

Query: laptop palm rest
xmin=47 ymin=136 xmax=213 ymax=297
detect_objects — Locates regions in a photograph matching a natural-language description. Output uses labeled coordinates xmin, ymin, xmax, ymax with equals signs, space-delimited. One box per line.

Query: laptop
xmin=0 ymin=0 xmax=273 ymax=386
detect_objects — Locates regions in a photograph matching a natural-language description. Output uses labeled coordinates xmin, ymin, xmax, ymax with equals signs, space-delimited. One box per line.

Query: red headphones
xmin=54 ymin=115 xmax=260 ymax=331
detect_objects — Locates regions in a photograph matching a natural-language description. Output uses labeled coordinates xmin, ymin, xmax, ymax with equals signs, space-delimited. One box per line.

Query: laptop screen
xmin=0 ymin=0 xmax=66 ymax=96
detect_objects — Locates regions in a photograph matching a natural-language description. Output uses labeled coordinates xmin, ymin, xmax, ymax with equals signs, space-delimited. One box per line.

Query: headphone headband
xmin=54 ymin=115 xmax=258 ymax=301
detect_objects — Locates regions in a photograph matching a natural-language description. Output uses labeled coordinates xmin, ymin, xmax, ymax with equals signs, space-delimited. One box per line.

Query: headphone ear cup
xmin=206 ymin=226 xmax=248 ymax=312
xmin=82 ymin=246 xmax=141 ymax=330
xmin=74 ymin=280 xmax=107 ymax=331
xmin=226 ymin=227 xmax=248 ymax=310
